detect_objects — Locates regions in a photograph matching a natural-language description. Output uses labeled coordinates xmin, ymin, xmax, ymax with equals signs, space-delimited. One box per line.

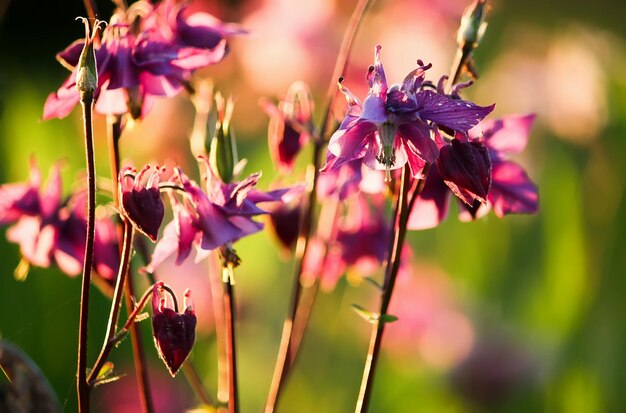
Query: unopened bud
xmin=457 ymin=0 xmax=488 ymax=49
xmin=209 ymin=92 xmax=238 ymax=183
xmin=76 ymin=18 xmax=102 ymax=98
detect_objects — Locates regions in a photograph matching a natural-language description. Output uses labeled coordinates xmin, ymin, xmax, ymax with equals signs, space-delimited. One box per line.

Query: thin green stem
xmin=77 ymin=92 xmax=96 ymax=413
xmin=264 ymin=1 xmax=374 ymax=411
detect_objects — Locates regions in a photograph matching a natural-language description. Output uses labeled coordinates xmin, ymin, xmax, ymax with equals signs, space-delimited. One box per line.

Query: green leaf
xmin=351 ymin=304 xmax=379 ymax=324
xmin=379 ymin=314 xmax=399 ymax=324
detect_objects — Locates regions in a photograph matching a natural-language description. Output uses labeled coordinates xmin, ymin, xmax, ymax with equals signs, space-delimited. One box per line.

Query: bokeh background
xmin=1 ymin=0 xmax=626 ymax=412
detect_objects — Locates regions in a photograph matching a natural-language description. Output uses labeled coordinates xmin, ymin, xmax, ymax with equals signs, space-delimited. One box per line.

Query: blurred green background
xmin=1 ymin=0 xmax=626 ymax=412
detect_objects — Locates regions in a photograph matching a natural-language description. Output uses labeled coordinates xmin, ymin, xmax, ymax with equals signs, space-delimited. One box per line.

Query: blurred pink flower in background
xmin=383 ymin=262 xmax=475 ymax=370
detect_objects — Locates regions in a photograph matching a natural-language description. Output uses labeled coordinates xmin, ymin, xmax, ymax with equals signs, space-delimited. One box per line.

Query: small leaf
xmin=134 ymin=312 xmax=150 ymax=323
xmin=351 ymin=304 xmax=379 ymax=324
xmin=379 ymin=314 xmax=399 ymax=324
xmin=96 ymin=361 xmax=114 ymax=381
xmin=92 ymin=373 xmax=125 ymax=387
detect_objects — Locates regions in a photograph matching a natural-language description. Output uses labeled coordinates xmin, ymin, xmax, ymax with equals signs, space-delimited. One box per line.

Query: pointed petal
xmin=415 ymin=90 xmax=495 ymax=132
xmin=470 ymin=114 xmax=536 ymax=155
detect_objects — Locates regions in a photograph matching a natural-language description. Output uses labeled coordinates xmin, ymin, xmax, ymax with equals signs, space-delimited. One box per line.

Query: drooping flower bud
xmin=261 ymin=81 xmax=314 ymax=172
xmin=457 ymin=0 xmax=488 ymax=49
xmin=151 ymin=283 xmax=197 ymax=377
xmin=75 ymin=18 xmax=102 ymax=97
xmin=437 ymin=137 xmax=491 ymax=206
xmin=119 ymin=165 xmax=165 ymax=242
xmin=209 ymin=92 xmax=238 ymax=183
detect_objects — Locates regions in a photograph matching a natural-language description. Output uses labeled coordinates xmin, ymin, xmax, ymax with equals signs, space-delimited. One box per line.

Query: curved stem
xmin=264 ymin=1 xmax=375 ymax=411
xmin=88 ymin=220 xmax=134 ymax=385
xmin=77 ymin=93 xmax=96 ymax=413
xmin=105 ymin=115 xmax=154 ymax=412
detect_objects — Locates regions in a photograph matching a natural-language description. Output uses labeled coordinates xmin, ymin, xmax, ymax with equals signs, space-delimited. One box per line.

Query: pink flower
xmin=44 ymin=1 xmax=243 ymax=120
xmin=0 ymin=159 xmax=119 ymax=280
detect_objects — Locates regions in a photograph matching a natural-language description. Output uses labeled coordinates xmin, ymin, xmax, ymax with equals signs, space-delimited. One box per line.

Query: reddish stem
xmin=77 ymin=92 xmax=96 ymax=413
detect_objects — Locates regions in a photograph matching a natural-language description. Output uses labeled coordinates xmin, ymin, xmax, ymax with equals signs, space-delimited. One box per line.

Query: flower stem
xmin=223 ymin=277 xmax=239 ymax=413
xmin=104 ymin=114 xmax=155 ymax=412
xmin=208 ymin=254 xmax=229 ymax=406
xmin=182 ymin=363 xmax=215 ymax=407
xmin=124 ymin=268 xmax=155 ymax=413
xmin=88 ymin=220 xmax=134 ymax=385
xmin=77 ymin=92 xmax=96 ymax=413
xmin=354 ymin=165 xmax=414 ymax=413
xmin=264 ymin=1 xmax=374 ymax=411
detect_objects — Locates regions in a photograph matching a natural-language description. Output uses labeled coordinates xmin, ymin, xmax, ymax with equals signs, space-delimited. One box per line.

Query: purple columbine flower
xmin=145 ymin=158 xmax=296 ymax=272
xmin=120 ymin=165 xmax=165 ymax=242
xmin=323 ymin=45 xmax=494 ymax=181
xmin=44 ymin=1 xmax=243 ymax=120
xmin=408 ymin=115 xmax=538 ymax=230
xmin=152 ymin=282 xmax=196 ymax=377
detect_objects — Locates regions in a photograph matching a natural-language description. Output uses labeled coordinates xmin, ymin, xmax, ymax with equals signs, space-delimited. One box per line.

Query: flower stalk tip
xmin=457 ymin=0 xmax=488 ymax=49
xmin=75 ymin=17 xmax=103 ymax=98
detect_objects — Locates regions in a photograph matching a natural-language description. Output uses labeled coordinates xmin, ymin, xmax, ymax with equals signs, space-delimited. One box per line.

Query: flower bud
xmin=151 ymin=284 xmax=197 ymax=377
xmin=119 ymin=165 xmax=165 ymax=242
xmin=457 ymin=0 xmax=488 ymax=49
xmin=261 ymin=81 xmax=313 ymax=172
xmin=209 ymin=92 xmax=238 ymax=183
xmin=75 ymin=18 xmax=101 ymax=97
xmin=437 ymin=137 xmax=491 ymax=206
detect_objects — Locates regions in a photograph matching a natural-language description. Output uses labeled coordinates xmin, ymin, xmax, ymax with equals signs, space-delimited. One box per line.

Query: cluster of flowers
xmin=0 ymin=0 xmax=539 ymax=395
xmin=265 ymin=46 xmax=538 ymax=289
xmin=44 ymin=0 xmax=245 ymax=120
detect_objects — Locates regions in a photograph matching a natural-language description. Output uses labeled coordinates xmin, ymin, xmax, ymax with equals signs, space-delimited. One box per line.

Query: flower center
xmin=375 ymin=121 xmax=397 ymax=181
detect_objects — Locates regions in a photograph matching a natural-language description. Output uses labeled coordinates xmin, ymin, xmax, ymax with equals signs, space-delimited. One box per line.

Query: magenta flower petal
xmin=398 ymin=123 xmax=439 ymax=163
xmin=407 ymin=167 xmax=452 ymax=230
xmin=472 ymin=114 xmax=536 ymax=155
xmin=437 ymin=139 xmax=491 ymax=205
xmin=489 ymin=161 xmax=538 ymax=217
xmin=327 ymin=121 xmax=376 ymax=168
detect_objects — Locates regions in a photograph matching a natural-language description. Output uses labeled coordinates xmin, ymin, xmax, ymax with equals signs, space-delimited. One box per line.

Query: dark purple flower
xmin=152 ymin=283 xmax=196 ymax=377
xmin=408 ymin=115 xmax=538 ymax=230
xmin=120 ymin=165 xmax=165 ymax=242
xmin=261 ymin=81 xmax=313 ymax=172
xmin=437 ymin=134 xmax=492 ymax=206
xmin=323 ymin=45 xmax=494 ymax=180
